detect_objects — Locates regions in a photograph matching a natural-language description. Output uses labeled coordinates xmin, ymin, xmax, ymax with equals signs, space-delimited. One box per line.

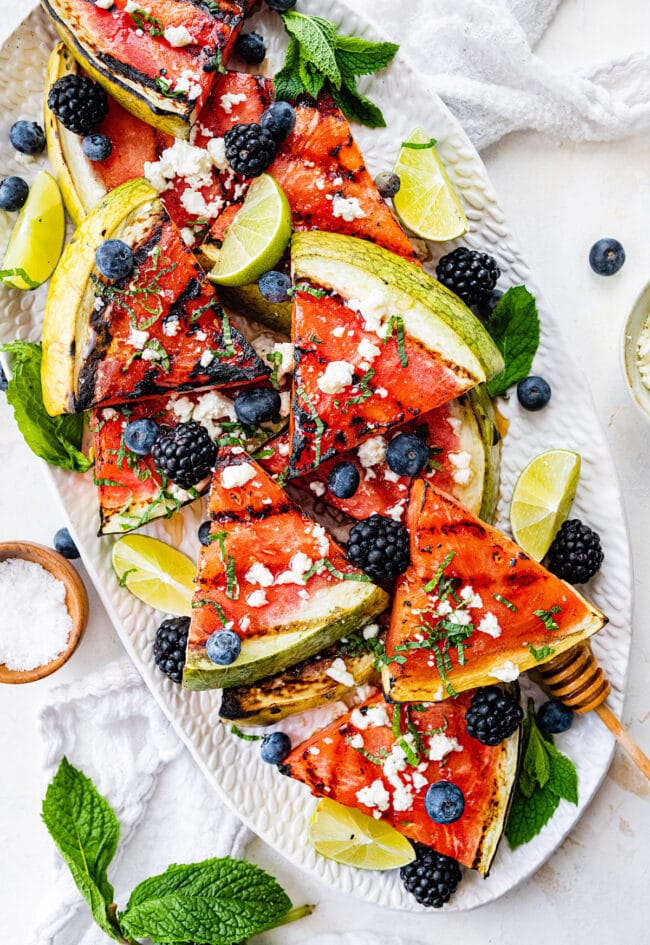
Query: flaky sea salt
xmin=0 ymin=559 xmax=72 ymax=670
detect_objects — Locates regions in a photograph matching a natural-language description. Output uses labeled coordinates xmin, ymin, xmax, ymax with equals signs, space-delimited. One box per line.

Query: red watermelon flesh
xmin=383 ymin=479 xmax=608 ymax=703
xmin=288 ymin=289 xmax=479 ymax=476
xmin=281 ymin=693 xmax=519 ymax=874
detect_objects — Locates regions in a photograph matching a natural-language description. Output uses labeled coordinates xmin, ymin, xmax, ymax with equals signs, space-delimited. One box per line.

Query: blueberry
xmin=328 ymin=461 xmax=360 ymax=499
xmin=266 ymin=0 xmax=296 ymax=11
xmin=234 ymin=387 xmax=281 ymax=425
xmin=589 ymin=238 xmax=625 ymax=276
xmin=198 ymin=521 xmax=213 ymax=546
xmin=258 ymin=270 xmax=291 ymax=303
xmin=53 ymin=527 xmax=80 ymax=560
xmin=516 ymin=375 xmax=551 ymax=411
xmin=95 ymin=239 xmax=134 ymax=280
xmin=374 ymin=171 xmax=401 ymax=198
xmin=260 ymin=731 xmax=292 ymax=764
xmin=206 ymin=629 xmax=241 ymax=665
xmin=476 ymin=289 xmax=503 ymax=321
xmin=123 ymin=418 xmax=160 ymax=455
xmin=386 ymin=433 xmax=429 ymax=477
xmin=260 ymin=101 xmax=296 ymax=142
xmin=424 ymin=781 xmax=465 ymax=824
xmin=234 ymin=31 xmax=266 ymax=65
xmin=9 ymin=120 xmax=45 ymax=155
xmin=0 ymin=176 xmax=29 ymax=211
xmin=537 ymin=700 xmax=574 ymax=735
xmin=82 ymin=133 xmax=113 ymax=162
xmin=0 ymin=363 xmax=7 ymax=392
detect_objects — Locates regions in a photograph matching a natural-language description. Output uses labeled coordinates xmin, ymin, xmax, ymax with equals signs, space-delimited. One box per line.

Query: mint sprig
xmin=506 ymin=700 xmax=578 ymax=848
xmin=274 ymin=12 xmax=399 ymax=128
xmin=485 ymin=286 xmax=540 ymax=398
xmin=41 ymin=759 xmax=312 ymax=944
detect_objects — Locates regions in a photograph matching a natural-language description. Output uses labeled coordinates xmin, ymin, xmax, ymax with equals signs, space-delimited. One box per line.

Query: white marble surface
xmin=1 ymin=1 xmax=650 ymax=942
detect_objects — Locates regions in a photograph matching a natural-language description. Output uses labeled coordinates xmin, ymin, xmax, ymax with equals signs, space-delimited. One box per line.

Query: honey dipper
xmin=535 ymin=642 xmax=650 ymax=780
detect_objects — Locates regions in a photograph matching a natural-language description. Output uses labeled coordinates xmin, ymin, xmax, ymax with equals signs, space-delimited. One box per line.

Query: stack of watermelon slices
xmin=35 ymin=1 xmax=609 ymax=891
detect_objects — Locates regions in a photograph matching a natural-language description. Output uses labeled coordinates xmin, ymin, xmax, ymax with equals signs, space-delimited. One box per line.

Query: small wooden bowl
xmin=0 ymin=541 xmax=89 ymax=684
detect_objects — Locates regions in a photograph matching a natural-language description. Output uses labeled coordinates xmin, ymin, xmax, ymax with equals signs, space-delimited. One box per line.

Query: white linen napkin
xmin=30 ymin=1 xmax=650 ymax=942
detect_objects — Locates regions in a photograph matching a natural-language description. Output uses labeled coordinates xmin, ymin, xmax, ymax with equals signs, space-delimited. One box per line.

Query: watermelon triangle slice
xmin=183 ymin=448 xmax=389 ymax=690
xmin=42 ymin=178 xmax=268 ymax=416
xmin=280 ymin=693 xmax=519 ymax=874
xmin=383 ymin=479 xmax=607 ymax=703
xmin=287 ymin=232 xmax=504 ymax=476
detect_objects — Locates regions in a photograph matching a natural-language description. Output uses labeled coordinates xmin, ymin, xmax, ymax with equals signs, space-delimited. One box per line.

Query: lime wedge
xmin=1 ymin=171 xmax=65 ymax=290
xmin=392 ymin=128 xmax=467 ymax=242
xmin=308 ymin=798 xmax=415 ymax=871
xmin=208 ymin=174 xmax=291 ymax=287
xmin=111 ymin=535 xmax=196 ymax=616
xmin=510 ymin=449 xmax=581 ymax=561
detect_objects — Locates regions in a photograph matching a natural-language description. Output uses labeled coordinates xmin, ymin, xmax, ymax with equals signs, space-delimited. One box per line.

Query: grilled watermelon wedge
xmin=263 ymin=387 xmax=501 ymax=524
xmin=92 ymin=385 xmax=286 ymax=535
xmin=183 ymin=448 xmax=389 ymax=690
xmin=41 ymin=177 xmax=267 ymax=416
xmin=280 ymin=692 xmax=520 ymax=875
xmin=41 ymin=0 xmax=250 ymax=138
xmin=288 ymin=232 xmax=504 ymax=476
xmin=383 ymin=479 xmax=608 ymax=703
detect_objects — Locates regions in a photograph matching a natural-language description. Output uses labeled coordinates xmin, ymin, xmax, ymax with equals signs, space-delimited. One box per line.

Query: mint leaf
xmin=274 ymin=38 xmax=304 ymax=101
xmin=527 ymin=642 xmax=556 ymax=661
xmin=281 ymin=12 xmax=341 ymax=86
xmin=41 ymin=758 xmax=120 ymax=940
xmin=298 ymin=54 xmax=325 ymax=99
xmin=2 ymin=341 xmax=93 ymax=473
xmin=331 ymin=79 xmax=386 ymax=129
xmin=524 ymin=722 xmax=551 ymax=789
xmin=505 ymin=783 xmax=560 ymax=848
xmin=120 ymin=858 xmax=293 ymax=945
xmin=485 ymin=286 xmax=540 ymax=397
xmin=544 ymin=742 xmax=579 ymax=805
xmin=334 ymin=36 xmax=399 ymax=75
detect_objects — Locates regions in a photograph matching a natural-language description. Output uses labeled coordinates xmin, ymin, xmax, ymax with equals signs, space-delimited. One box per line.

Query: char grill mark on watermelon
xmin=383 ymin=479 xmax=608 ymax=703
xmin=280 ymin=693 xmax=519 ymax=874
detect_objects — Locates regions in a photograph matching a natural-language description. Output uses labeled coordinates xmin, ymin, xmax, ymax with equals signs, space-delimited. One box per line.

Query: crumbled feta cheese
xmin=356 ymin=779 xmax=390 ymax=812
xmin=180 ymin=227 xmax=196 ymax=247
xmin=323 ymin=736 xmax=334 ymax=745
xmin=199 ymin=350 xmax=214 ymax=368
xmin=315 ymin=179 xmax=326 ymax=191
xmin=274 ymin=551 xmax=313 ymax=585
xmin=220 ymin=92 xmax=247 ymax=114
xmin=298 ymin=589 xmax=309 ymax=600
xmin=279 ymin=391 xmax=291 ymax=417
xmin=332 ymin=195 xmax=365 ymax=221
xmin=180 ymin=188 xmax=224 ymax=219
xmin=448 ymin=608 xmax=472 ymax=626
xmin=412 ymin=771 xmax=428 ymax=790
xmin=162 ymin=317 xmax=181 ymax=337
xmin=384 ymin=468 xmax=400 ymax=483
xmin=357 ymin=338 xmax=381 ymax=361
xmin=437 ymin=600 xmax=453 ymax=615
xmin=125 ymin=0 xmax=142 ymax=12
xmin=144 ymin=139 xmax=214 ymax=193
xmin=460 ymin=585 xmax=483 ymax=609
xmin=392 ymin=783 xmax=414 ymax=812
xmin=448 ymin=450 xmax=473 ymax=486
xmin=386 ymin=500 xmax=406 ymax=521
xmin=175 ymin=69 xmax=202 ymax=101
xmin=429 ymin=733 xmax=463 ymax=762
xmin=102 ymin=407 xmax=117 ymax=420
xmin=357 ymin=435 xmax=387 ymax=468
xmin=326 ymin=657 xmax=355 ymax=688
xmin=489 ymin=661 xmax=520 ymax=682
xmin=317 ymin=360 xmax=354 ymax=394
xmin=333 ymin=176 xmax=343 ymax=186
xmin=270 ymin=342 xmax=293 ymax=383
xmin=362 ymin=623 xmax=379 ymax=639
xmin=376 ymin=387 xmax=388 ymax=398
xmin=221 ymin=464 xmax=256 ymax=489
xmin=332 ymin=325 xmax=345 ymax=338
xmin=245 ymin=562 xmax=274 ymax=588
xmin=311 ymin=524 xmax=329 ymax=557
xmin=128 ymin=327 xmax=149 ymax=349
xmin=195 ymin=330 xmax=207 ymax=342
xmin=478 ymin=612 xmax=502 ymax=639
xmin=348 ymin=289 xmax=390 ymax=338
xmin=446 ymin=415 xmax=463 ymax=434
xmin=348 ymin=733 xmax=364 ymax=749
xmin=310 ymin=482 xmax=326 ymax=497
xmin=365 ymin=704 xmax=391 ymax=728
xmin=239 ymin=615 xmax=251 ymax=631
xmin=95 ymin=0 xmax=113 ymax=8
xmin=309 ymin=746 xmax=320 ymax=756
xmin=164 ymin=25 xmax=194 ymax=47
xmin=170 ymin=396 xmax=194 ymax=423
xmin=206 ymin=136 xmax=229 ymax=170
xmin=246 ymin=589 xmax=268 ymax=608
xmin=278 ymin=440 xmax=290 ymax=457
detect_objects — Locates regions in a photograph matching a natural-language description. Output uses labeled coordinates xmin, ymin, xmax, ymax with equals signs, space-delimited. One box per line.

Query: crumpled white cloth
xmin=31 ymin=1 xmax=650 ymax=943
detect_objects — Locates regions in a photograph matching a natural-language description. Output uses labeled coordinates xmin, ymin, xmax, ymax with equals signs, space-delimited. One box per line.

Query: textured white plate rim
xmin=0 ymin=0 xmax=633 ymax=913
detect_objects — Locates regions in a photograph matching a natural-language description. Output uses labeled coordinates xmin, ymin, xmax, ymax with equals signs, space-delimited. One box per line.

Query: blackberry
xmin=47 ymin=74 xmax=109 ymax=136
xmin=465 ymin=686 xmax=524 ymax=746
xmin=152 ymin=421 xmax=217 ymax=490
xmin=476 ymin=288 xmax=503 ymax=321
xmin=545 ymin=518 xmax=604 ymax=584
xmin=347 ymin=514 xmax=410 ymax=581
xmin=153 ymin=616 xmax=190 ymax=683
xmin=400 ymin=842 xmax=462 ymax=908
xmin=436 ymin=247 xmax=500 ymax=306
xmin=224 ymin=123 xmax=276 ymax=178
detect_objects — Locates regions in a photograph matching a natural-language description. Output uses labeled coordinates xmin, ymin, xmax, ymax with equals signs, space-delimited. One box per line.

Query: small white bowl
xmin=622 ymin=279 xmax=650 ymax=421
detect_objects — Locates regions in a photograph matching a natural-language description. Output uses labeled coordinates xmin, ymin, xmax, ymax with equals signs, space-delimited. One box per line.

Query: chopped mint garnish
xmin=527 ymin=642 xmax=556 ymax=662
xmin=534 ymin=606 xmax=562 ymax=632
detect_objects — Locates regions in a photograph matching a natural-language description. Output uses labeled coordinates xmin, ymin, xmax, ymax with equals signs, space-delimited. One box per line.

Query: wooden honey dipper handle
xmin=536 ymin=643 xmax=650 ymax=781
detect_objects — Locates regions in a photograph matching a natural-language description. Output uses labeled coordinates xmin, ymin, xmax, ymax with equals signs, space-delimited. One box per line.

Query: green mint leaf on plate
xmin=1 ymin=341 xmax=93 ymax=473
xmin=506 ymin=781 xmax=560 ymax=848
xmin=41 ymin=758 xmax=121 ymax=940
xmin=544 ymin=739 xmax=579 ymax=805
xmin=331 ymin=79 xmax=387 ymax=129
xmin=523 ymin=718 xmax=551 ymax=789
xmin=334 ymin=35 xmax=400 ymax=75
xmin=485 ymin=285 xmax=540 ymax=397
xmin=281 ymin=12 xmax=341 ymax=86
xmin=298 ymin=54 xmax=326 ymax=99
xmin=120 ymin=858 xmax=294 ymax=945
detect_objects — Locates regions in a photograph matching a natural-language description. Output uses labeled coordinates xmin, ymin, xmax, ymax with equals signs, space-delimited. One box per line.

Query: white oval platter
xmin=0 ymin=0 xmax=633 ymax=912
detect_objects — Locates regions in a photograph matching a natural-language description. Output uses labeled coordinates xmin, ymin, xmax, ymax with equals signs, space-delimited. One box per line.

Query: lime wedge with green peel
xmin=308 ymin=798 xmax=416 ymax=870
xmin=393 ymin=128 xmax=468 ymax=242
xmin=510 ymin=449 xmax=581 ymax=561
xmin=208 ymin=174 xmax=291 ymax=287
xmin=1 ymin=171 xmax=65 ymax=290
xmin=111 ymin=535 xmax=196 ymax=616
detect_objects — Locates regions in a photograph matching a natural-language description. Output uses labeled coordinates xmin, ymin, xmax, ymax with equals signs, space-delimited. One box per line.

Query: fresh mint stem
xmin=273 ymin=903 xmax=315 ymax=928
